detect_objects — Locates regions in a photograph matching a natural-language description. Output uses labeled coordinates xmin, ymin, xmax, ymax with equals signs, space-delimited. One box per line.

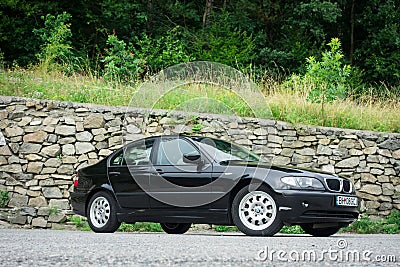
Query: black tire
xmin=160 ymin=223 xmax=191 ymax=234
xmin=87 ymin=191 xmax=121 ymax=233
xmin=231 ymin=185 xmax=283 ymax=236
xmin=301 ymin=224 xmax=341 ymax=237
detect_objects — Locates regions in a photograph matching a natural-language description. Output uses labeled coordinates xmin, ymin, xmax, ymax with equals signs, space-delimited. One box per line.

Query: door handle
xmin=156 ymin=168 xmax=164 ymax=174
xmin=109 ymin=171 xmax=120 ymax=176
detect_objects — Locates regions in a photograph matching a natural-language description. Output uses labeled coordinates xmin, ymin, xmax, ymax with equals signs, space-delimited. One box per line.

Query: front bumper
xmin=275 ymin=190 xmax=359 ymax=225
xmin=70 ymin=191 xmax=88 ymax=216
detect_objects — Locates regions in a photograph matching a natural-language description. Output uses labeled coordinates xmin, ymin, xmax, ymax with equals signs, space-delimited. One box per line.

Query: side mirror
xmin=183 ymin=153 xmax=201 ymax=164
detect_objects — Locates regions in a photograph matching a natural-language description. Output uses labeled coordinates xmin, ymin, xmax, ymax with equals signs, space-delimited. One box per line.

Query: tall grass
xmin=264 ymin=82 xmax=400 ymax=133
xmin=1 ymin=66 xmax=399 ymax=133
xmin=0 ymin=67 xmax=135 ymax=106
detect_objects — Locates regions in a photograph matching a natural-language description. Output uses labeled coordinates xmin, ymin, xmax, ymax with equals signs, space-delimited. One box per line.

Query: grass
xmin=67 ymin=216 xmax=163 ymax=232
xmin=215 ymin=225 xmax=239 ymax=232
xmin=68 ymin=215 xmax=91 ymax=231
xmin=266 ymin=82 xmax=400 ymax=133
xmin=279 ymin=210 xmax=400 ymax=235
xmin=280 ymin=225 xmax=305 ymax=234
xmin=0 ymin=190 xmax=9 ymax=208
xmin=67 ymin=210 xmax=400 ymax=234
xmin=1 ymin=66 xmax=399 ymax=132
xmin=117 ymin=222 xmax=163 ymax=232
xmin=341 ymin=210 xmax=400 ymax=234
xmin=0 ymin=68 xmax=135 ymax=106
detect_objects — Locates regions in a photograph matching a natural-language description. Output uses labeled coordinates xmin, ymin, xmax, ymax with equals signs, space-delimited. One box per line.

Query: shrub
xmin=133 ymin=26 xmax=192 ymax=73
xmin=102 ymin=35 xmax=144 ymax=83
xmin=305 ymin=38 xmax=351 ymax=125
xmin=33 ymin=12 xmax=73 ymax=71
xmin=193 ymin=11 xmax=255 ymax=69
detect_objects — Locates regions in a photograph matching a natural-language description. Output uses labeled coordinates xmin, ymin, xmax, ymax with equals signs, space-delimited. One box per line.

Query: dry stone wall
xmin=0 ymin=96 xmax=399 ymax=228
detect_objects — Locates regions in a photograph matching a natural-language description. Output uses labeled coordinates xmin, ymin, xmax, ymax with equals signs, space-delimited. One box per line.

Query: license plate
xmin=335 ymin=195 xmax=358 ymax=207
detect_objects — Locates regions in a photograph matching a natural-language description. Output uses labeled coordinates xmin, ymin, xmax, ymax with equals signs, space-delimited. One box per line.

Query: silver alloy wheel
xmin=90 ymin=196 xmax=111 ymax=228
xmin=238 ymin=191 xmax=277 ymax=231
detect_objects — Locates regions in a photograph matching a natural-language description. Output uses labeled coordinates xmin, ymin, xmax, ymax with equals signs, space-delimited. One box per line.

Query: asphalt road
xmin=0 ymin=229 xmax=399 ymax=266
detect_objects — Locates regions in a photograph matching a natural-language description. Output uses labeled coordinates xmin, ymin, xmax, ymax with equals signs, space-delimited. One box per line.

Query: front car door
xmin=149 ymin=136 xmax=213 ymax=209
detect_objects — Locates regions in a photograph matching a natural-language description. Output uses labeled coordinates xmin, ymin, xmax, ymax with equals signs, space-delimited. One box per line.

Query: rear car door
xmin=108 ymin=138 xmax=156 ymax=209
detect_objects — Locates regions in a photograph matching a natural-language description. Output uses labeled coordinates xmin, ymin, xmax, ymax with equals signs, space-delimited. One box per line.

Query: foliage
xmin=68 ymin=215 xmax=91 ymax=231
xmin=68 ymin=210 xmax=400 ymax=234
xmin=354 ymin=0 xmax=400 ymax=84
xmin=214 ymin=225 xmax=239 ymax=232
xmin=305 ymin=38 xmax=351 ymax=125
xmin=133 ymin=26 xmax=192 ymax=73
xmin=0 ymin=190 xmax=9 ymax=208
xmin=270 ymin=0 xmax=342 ymax=74
xmin=103 ymin=27 xmax=192 ymax=82
xmin=193 ymin=11 xmax=255 ymax=69
xmin=33 ymin=12 xmax=72 ymax=70
xmin=0 ymin=0 xmax=399 ymax=89
xmin=0 ymin=52 xmax=4 ymax=70
xmin=342 ymin=210 xmax=400 ymax=234
xmin=191 ymin=123 xmax=202 ymax=134
xmin=117 ymin=222 xmax=163 ymax=232
xmin=287 ymin=1 xmax=341 ymax=44
xmin=1 ymin=68 xmax=400 ymax=133
xmin=279 ymin=225 xmax=305 ymax=234
xmin=46 ymin=206 xmax=59 ymax=215
xmin=102 ymin=35 xmax=144 ymax=83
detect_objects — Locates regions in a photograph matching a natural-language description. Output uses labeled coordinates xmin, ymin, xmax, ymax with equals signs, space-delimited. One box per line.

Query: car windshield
xmin=190 ymin=137 xmax=264 ymax=163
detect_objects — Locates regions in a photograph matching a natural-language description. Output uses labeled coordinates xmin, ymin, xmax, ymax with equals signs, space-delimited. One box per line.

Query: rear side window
xmin=123 ymin=139 xmax=155 ymax=166
xmin=109 ymin=138 xmax=155 ymax=166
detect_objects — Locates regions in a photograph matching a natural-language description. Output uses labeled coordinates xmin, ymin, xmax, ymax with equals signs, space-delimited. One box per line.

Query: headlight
xmin=281 ymin=176 xmax=325 ymax=190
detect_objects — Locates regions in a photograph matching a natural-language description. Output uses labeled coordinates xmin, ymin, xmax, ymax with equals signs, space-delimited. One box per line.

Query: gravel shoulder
xmin=0 ymin=229 xmax=399 ymax=266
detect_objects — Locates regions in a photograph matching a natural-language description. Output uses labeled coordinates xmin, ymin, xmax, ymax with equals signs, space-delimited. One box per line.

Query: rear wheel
xmin=87 ymin=191 xmax=121 ymax=233
xmin=232 ymin=186 xmax=283 ymax=236
xmin=301 ymin=224 xmax=341 ymax=237
xmin=160 ymin=223 xmax=191 ymax=234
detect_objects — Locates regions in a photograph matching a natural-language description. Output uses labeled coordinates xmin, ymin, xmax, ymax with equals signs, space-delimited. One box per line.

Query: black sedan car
xmin=71 ymin=135 xmax=359 ymax=236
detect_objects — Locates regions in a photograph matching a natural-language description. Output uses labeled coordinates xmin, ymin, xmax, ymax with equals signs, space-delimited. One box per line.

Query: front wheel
xmin=301 ymin=224 xmax=341 ymax=237
xmin=232 ymin=186 xmax=283 ymax=236
xmin=160 ymin=223 xmax=191 ymax=234
xmin=87 ymin=191 xmax=121 ymax=233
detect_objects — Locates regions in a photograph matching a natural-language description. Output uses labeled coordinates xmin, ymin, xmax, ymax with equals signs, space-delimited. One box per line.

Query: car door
xmin=149 ymin=136 xmax=213 ymax=209
xmin=107 ymin=138 xmax=156 ymax=209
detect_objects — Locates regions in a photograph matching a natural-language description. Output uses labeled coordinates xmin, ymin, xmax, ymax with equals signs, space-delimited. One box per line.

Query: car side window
xmin=156 ymin=138 xmax=199 ymax=165
xmin=110 ymin=151 xmax=123 ymax=166
xmin=123 ymin=139 xmax=155 ymax=166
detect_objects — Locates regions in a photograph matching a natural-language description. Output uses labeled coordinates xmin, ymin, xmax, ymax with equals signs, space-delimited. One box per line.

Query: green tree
xmin=133 ymin=26 xmax=192 ymax=73
xmin=0 ymin=0 xmax=61 ymax=66
xmin=102 ymin=35 xmax=144 ymax=82
xmin=306 ymin=38 xmax=351 ymax=126
xmin=193 ymin=11 xmax=255 ymax=68
xmin=33 ymin=12 xmax=73 ymax=70
xmin=354 ymin=0 xmax=400 ymax=86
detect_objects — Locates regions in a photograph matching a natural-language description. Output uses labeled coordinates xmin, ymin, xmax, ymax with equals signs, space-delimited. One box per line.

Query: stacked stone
xmin=0 ymin=96 xmax=399 ymax=228
xmin=0 ymin=99 xmax=135 ymax=228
